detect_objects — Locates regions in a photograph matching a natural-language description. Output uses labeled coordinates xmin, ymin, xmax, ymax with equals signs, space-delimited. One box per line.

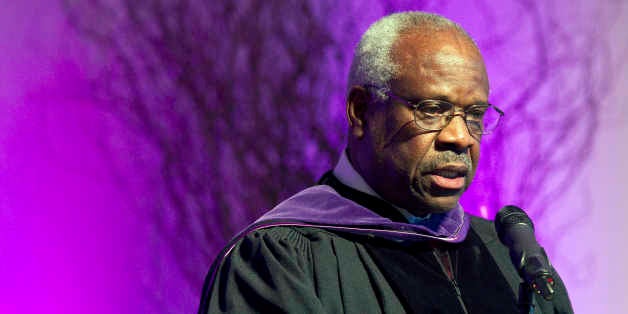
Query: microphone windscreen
xmin=495 ymin=205 xmax=534 ymax=242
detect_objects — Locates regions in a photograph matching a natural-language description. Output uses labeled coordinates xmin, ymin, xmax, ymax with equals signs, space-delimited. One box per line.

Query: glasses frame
xmin=365 ymin=85 xmax=504 ymax=140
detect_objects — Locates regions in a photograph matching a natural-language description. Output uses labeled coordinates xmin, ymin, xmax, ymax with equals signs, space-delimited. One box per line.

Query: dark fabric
xmin=320 ymin=172 xmax=572 ymax=313
xmin=364 ymin=226 xmax=520 ymax=313
xmin=201 ymin=226 xmax=408 ymax=313
xmin=199 ymin=172 xmax=574 ymax=314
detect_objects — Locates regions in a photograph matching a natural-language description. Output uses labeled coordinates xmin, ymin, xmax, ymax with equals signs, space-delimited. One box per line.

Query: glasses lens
xmin=414 ymin=100 xmax=452 ymax=130
xmin=413 ymin=101 xmax=503 ymax=135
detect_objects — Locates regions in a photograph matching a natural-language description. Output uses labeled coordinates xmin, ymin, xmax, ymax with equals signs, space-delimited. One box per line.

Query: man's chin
xmin=426 ymin=183 xmax=467 ymax=212
xmin=403 ymin=197 xmax=459 ymax=217
xmin=408 ymin=182 xmax=461 ymax=215
xmin=422 ymin=196 xmax=460 ymax=213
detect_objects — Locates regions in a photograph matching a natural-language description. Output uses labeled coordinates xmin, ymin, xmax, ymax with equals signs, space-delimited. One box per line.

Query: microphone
xmin=494 ymin=205 xmax=555 ymax=301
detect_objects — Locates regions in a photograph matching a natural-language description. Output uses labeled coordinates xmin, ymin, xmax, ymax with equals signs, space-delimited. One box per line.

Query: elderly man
xmin=199 ymin=12 xmax=573 ymax=313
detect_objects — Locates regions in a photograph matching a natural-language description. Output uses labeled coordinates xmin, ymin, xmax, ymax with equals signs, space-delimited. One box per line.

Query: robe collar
xmin=254 ymin=177 xmax=470 ymax=243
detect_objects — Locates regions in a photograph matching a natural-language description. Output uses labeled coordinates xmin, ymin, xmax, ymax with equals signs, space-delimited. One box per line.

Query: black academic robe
xmin=198 ymin=173 xmax=573 ymax=313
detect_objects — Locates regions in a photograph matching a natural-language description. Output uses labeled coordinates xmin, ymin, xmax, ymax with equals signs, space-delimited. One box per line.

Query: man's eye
xmin=418 ymin=102 xmax=448 ymax=115
xmin=467 ymin=120 xmax=484 ymax=132
xmin=467 ymin=107 xmax=487 ymax=120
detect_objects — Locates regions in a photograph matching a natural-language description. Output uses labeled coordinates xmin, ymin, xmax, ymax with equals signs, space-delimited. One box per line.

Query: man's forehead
xmin=393 ymin=30 xmax=482 ymax=66
xmin=391 ymin=30 xmax=489 ymax=95
xmin=418 ymin=47 xmax=488 ymax=80
xmin=431 ymin=47 xmax=481 ymax=67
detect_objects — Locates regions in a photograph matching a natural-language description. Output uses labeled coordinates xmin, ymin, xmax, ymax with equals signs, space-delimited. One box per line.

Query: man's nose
xmin=435 ymin=114 xmax=476 ymax=152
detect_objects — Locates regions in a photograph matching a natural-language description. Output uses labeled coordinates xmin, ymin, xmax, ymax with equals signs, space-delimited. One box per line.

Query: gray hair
xmin=347 ymin=11 xmax=474 ymax=94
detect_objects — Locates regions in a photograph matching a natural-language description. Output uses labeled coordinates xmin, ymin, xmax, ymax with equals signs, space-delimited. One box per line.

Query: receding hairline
xmin=347 ymin=12 xmax=481 ymax=93
xmin=394 ymin=13 xmax=472 ymax=38
xmin=391 ymin=28 xmax=484 ymax=68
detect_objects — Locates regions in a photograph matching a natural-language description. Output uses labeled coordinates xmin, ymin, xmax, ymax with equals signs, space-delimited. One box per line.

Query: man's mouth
xmin=427 ymin=164 xmax=468 ymax=190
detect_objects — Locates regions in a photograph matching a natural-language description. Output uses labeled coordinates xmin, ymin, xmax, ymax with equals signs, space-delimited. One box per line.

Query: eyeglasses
xmin=368 ymin=86 xmax=504 ymax=140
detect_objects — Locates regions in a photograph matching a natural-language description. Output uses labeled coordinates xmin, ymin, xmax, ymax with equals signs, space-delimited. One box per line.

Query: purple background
xmin=1 ymin=1 xmax=627 ymax=313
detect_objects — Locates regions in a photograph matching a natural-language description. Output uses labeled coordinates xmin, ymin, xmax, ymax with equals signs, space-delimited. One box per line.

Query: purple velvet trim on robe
xmin=204 ymin=185 xmax=471 ymax=294
xmin=253 ymin=185 xmax=470 ymax=243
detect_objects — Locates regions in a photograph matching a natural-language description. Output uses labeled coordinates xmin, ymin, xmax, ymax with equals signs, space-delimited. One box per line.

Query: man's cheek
xmin=392 ymin=147 xmax=420 ymax=177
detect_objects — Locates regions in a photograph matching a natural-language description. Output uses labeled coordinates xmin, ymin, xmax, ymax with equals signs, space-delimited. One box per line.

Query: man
xmin=199 ymin=12 xmax=573 ymax=313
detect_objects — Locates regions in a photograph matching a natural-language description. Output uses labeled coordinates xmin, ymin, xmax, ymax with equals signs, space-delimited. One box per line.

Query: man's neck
xmin=333 ymin=149 xmax=433 ymax=222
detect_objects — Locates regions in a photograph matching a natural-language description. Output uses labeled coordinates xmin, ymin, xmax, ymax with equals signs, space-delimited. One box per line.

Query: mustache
xmin=419 ymin=151 xmax=472 ymax=172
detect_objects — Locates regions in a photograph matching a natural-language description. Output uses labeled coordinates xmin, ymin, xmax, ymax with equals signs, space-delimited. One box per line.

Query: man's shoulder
xmin=242 ymin=225 xmax=341 ymax=244
xmin=229 ymin=224 xmax=358 ymax=259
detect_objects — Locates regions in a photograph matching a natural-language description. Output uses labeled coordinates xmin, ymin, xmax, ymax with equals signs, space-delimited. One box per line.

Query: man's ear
xmin=346 ymin=85 xmax=371 ymax=139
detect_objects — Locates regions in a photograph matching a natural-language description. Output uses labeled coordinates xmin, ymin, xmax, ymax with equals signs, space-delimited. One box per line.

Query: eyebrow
xmin=429 ymin=95 xmax=452 ymax=102
xmin=424 ymin=95 xmax=490 ymax=107
xmin=469 ymin=100 xmax=490 ymax=107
